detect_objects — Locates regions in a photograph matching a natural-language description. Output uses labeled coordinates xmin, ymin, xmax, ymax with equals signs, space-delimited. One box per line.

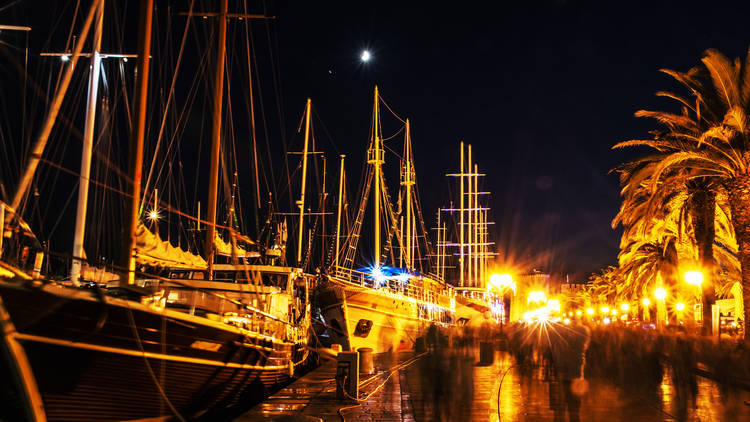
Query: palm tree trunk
xmin=725 ymin=176 xmax=750 ymax=342
xmin=689 ymin=187 xmax=717 ymax=335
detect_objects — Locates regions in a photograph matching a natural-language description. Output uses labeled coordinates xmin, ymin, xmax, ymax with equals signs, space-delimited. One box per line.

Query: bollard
xmin=357 ymin=347 xmax=374 ymax=375
xmin=335 ymin=351 xmax=358 ymax=400
xmin=415 ymin=336 xmax=426 ymax=353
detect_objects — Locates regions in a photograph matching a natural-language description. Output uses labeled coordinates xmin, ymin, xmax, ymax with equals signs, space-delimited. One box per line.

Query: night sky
xmin=2 ymin=0 xmax=750 ymax=280
xmin=271 ymin=0 xmax=750 ymax=279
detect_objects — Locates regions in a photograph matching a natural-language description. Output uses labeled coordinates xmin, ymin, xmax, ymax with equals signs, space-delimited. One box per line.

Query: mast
xmin=367 ymin=87 xmax=383 ymax=268
xmin=474 ymin=163 xmax=479 ymax=287
xmin=204 ymin=0 xmax=228 ymax=280
xmin=121 ymin=0 xmax=153 ymax=285
xmin=11 ymin=0 xmax=99 ymax=212
xmin=401 ymin=119 xmax=414 ymax=269
xmin=459 ymin=141 xmax=464 ymax=286
xmin=334 ymin=154 xmax=345 ymax=268
xmin=70 ymin=0 xmax=104 ymax=285
xmin=296 ymin=98 xmax=311 ymax=265
xmin=467 ymin=144 xmax=473 ymax=287
xmin=320 ymin=155 xmax=327 ymax=264
xmin=436 ymin=210 xmax=442 ymax=279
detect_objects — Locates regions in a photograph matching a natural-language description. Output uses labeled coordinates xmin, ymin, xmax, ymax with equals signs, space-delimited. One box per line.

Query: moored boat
xmin=319 ymin=88 xmax=455 ymax=354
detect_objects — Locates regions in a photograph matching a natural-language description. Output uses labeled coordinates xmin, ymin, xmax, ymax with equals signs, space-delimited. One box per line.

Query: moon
xmin=360 ymin=50 xmax=371 ymax=62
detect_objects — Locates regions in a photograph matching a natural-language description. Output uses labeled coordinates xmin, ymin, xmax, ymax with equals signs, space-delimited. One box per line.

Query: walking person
xmin=548 ymin=317 xmax=591 ymax=422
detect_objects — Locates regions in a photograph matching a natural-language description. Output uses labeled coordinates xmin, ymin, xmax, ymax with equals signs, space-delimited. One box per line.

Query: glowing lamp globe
xmin=685 ymin=271 xmax=703 ymax=286
xmin=654 ymin=287 xmax=667 ymax=301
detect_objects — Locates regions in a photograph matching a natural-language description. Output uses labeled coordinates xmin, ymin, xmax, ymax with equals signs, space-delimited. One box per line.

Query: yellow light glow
xmin=601 ymin=306 xmax=610 ymax=314
xmin=488 ymin=273 xmax=515 ymax=293
xmin=603 ymin=317 xmax=611 ymax=325
xmin=675 ymin=302 xmax=685 ymax=312
xmin=685 ymin=271 xmax=703 ymax=286
xmin=576 ymin=310 xmax=582 ymax=316
xmin=563 ymin=318 xmax=571 ymax=325
xmin=642 ymin=298 xmax=650 ymax=306
xmin=547 ymin=299 xmax=561 ymax=312
xmin=611 ymin=309 xmax=618 ymax=316
xmin=620 ymin=303 xmax=630 ymax=312
xmin=654 ymin=287 xmax=667 ymax=301
xmin=586 ymin=308 xmax=594 ymax=315
xmin=527 ymin=290 xmax=547 ymax=304
xmin=148 ymin=209 xmax=159 ymax=221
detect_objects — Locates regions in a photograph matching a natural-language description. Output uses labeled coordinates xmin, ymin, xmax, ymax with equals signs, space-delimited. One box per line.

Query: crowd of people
xmin=409 ymin=317 xmax=750 ymax=421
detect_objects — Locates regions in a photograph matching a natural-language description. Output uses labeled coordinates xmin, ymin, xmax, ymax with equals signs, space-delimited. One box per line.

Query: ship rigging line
xmin=140 ymin=0 xmax=196 ymax=211
xmin=125 ymin=305 xmax=187 ymax=422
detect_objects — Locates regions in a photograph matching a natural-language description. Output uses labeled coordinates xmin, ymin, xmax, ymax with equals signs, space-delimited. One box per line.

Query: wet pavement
xmin=238 ymin=349 xmax=750 ymax=421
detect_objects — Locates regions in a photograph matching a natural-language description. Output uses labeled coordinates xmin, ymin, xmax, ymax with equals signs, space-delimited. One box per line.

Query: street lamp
xmin=685 ymin=270 xmax=704 ymax=326
xmin=655 ymin=287 xmax=667 ymax=328
xmin=642 ymin=297 xmax=651 ymax=322
xmin=685 ymin=271 xmax=703 ymax=287
xmin=488 ymin=273 xmax=515 ymax=324
xmin=488 ymin=273 xmax=515 ymax=292
xmin=620 ymin=303 xmax=630 ymax=312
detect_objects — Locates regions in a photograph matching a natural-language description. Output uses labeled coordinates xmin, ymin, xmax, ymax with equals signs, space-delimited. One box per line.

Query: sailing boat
xmin=442 ymin=142 xmax=502 ymax=327
xmin=318 ymin=87 xmax=455 ymax=354
xmin=0 ymin=1 xmax=311 ymax=421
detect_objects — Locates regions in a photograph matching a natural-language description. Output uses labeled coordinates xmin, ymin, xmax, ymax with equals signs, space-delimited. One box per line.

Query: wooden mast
xmin=296 ymin=98 xmax=311 ymax=266
xmin=334 ymin=154 xmax=345 ymax=268
xmin=402 ymin=119 xmax=414 ymax=269
xmin=368 ymin=87 xmax=383 ymax=268
xmin=467 ymin=144 xmax=473 ymax=287
xmin=459 ymin=141 xmax=464 ymax=286
xmin=71 ymin=0 xmax=104 ymax=285
xmin=204 ymin=0 xmax=228 ymax=280
xmin=474 ymin=163 xmax=479 ymax=287
xmin=121 ymin=0 xmax=153 ymax=285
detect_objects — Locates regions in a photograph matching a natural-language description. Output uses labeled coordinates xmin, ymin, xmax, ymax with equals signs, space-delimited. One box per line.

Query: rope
xmin=337 ymin=353 xmax=425 ymax=421
xmin=377 ymin=93 xmax=406 ymax=124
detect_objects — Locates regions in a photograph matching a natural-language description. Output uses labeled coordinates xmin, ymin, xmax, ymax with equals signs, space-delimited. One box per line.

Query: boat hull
xmin=0 ymin=281 xmax=308 ymax=421
xmin=455 ymin=295 xmax=492 ymax=327
xmin=318 ymin=278 xmax=450 ymax=354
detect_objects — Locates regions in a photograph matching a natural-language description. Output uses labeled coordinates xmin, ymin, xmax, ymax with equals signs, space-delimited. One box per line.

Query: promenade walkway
xmin=239 ymin=349 xmax=750 ymax=421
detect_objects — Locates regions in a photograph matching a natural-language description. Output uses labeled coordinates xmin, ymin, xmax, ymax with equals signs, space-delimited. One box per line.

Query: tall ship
xmin=0 ymin=1 xmax=312 ymax=421
xmin=318 ymin=87 xmax=455 ymax=354
xmin=439 ymin=142 xmax=503 ymax=327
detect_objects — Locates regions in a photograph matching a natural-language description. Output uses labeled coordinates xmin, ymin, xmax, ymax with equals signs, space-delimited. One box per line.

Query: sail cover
xmin=214 ymin=231 xmax=259 ymax=258
xmin=135 ymin=223 xmax=207 ymax=268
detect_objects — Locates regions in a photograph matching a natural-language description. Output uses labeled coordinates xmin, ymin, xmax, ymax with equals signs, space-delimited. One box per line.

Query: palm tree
xmin=614 ymin=48 xmax=750 ymax=336
xmin=613 ymin=152 xmax=718 ymax=333
xmin=588 ymin=266 xmax=620 ymax=304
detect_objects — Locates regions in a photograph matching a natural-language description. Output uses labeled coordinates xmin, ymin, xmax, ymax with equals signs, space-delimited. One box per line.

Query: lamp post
xmin=685 ymin=271 xmax=703 ymax=326
xmin=488 ymin=273 xmax=515 ymax=323
xmin=655 ymin=287 xmax=667 ymax=329
xmin=642 ymin=298 xmax=651 ymax=322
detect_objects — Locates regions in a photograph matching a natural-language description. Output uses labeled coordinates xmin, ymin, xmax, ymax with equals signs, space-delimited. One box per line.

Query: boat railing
xmin=331 ymin=266 xmax=447 ymax=307
xmin=135 ymin=276 xmax=303 ymax=342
